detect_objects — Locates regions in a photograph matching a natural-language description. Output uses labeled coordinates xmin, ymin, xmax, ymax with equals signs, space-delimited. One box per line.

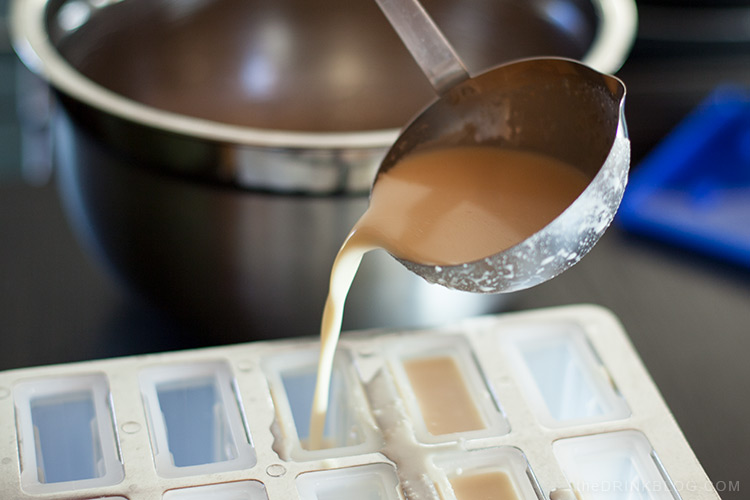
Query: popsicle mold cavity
xmin=433 ymin=447 xmax=543 ymax=500
xmin=139 ymin=361 xmax=256 ymax=477
xmin=263 ymin=348 xmax=381 ymax=460
xmin=13 ymin=373 xmax=124 ymax=494
xmin=385 ymin=335 xmax=509 ymax=443
xmin=500 ymin=322 xmax=631 ymax=427
xmin=554 ymin=431 xmax=680 ymax=500
xmin=163 ymin=480 xmax=269 ymax=499
xmin=296 ymin=463 xmax=401 ymax=500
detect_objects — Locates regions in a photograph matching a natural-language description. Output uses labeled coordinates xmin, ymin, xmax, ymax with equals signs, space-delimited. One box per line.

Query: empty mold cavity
xmin=386 ymin=335 xmax=509 ymax=443
xmin=139 ymin=361 xmax=256 ymax=478
xmin=501 ymin=323 xmax=630 ymax=427
xmin=296 ymin=463 xmax=401 ymax=500
xmin=263 ymin=347 xmax=379 ymax=459
xmin=13 ymin=373 xmax=124 ymax=494
xmin=163 ymin=480 xmax=268 ymax=499
xmin=554 ymin=431 xmax=680 ymax=500
xmin=434 ymin=447 xmax=542 ymax=500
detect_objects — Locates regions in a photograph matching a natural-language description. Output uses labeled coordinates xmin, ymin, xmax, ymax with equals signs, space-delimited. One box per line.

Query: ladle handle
xmin=375 ymin=0 xmax=470 ymax=95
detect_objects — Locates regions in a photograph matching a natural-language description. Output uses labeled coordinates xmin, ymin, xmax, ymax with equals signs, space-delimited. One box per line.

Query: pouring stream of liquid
xmin=307 ymin=146 xmax=591 ymax=449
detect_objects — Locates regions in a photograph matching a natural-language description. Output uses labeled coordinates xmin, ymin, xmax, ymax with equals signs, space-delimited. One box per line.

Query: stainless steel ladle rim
xmin=11 ymin=0 xmax=637 ymax=151
xmin=384 ymin=57 xmax=630 ymax=293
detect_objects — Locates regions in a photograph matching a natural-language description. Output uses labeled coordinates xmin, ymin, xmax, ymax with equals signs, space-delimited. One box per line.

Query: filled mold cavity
xmin=386 ymin=335 xmax=509 ymax=443
xmin=163 ymin=480 xmax=268 ymax=499
xmin=13 ymin=373 xmax=124 ymax=494
xmin=263 ymin=347 xmax=380 ymax=459
xmin=501 ymin=323 xmax=630 ymax=427
xmin=404 ymin=355 xmax=484 ymax=435
xmin=451 ymin=472 xmax=517 ymax=499
xmin=296 ymin=463 xmax=401 ymax=500
xmin=553 ymin=430 xmax=680 ymax=500
xmin=434 ymin=447 xmax=543 ymax=500
xmin=139 ymin=361 xmax=256 ymax=478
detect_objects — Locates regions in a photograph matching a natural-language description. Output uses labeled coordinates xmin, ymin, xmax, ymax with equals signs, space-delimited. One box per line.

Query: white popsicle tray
xmin=0 ymin=305 xmax=720 ymax=499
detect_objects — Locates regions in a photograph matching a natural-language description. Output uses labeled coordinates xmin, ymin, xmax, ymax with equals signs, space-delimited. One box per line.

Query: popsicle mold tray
xmin=0 ymin=305 xmax=718 ymax=500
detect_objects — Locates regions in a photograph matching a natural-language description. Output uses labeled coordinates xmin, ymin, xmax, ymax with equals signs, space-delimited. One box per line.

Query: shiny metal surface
xmin=377 ymin=58 xmax=629 ymax=293
xmin=375 ymin=0 xmax=470 ymax=94
xmin=11 ymin=0 xmax=636 ymax=339
xmin=12 ymin=0 xmax=636 ymax=193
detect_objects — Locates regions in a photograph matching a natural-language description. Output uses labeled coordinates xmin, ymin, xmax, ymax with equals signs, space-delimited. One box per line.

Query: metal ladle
xmin=373 ymin=0 xmax=630 ymax=293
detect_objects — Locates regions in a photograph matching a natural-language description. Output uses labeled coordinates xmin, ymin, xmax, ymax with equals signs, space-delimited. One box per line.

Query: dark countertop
xmin=2 ymin=3 xmax=749 ymax=496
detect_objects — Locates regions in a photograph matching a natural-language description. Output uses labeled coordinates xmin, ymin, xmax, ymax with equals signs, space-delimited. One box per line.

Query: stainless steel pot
xmin=11 ymin=0 xmax=636 ymax=341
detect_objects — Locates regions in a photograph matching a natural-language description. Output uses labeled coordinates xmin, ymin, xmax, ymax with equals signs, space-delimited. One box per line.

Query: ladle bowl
xmin=377 ymin=57 xmax=629 ymax=293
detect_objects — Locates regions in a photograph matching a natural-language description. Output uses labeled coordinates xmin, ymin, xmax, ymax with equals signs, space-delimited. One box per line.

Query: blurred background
xmin=1 ymin=0 xmax=749 ymax=496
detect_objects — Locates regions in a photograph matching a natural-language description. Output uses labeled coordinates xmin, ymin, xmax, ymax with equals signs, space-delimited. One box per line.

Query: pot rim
xmin=11 ymin=0 xmax=637 ymax=151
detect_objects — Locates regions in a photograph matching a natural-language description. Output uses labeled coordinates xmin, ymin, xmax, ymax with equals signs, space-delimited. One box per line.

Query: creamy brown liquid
xmin=450 ymin=471 xmax=519 ymax=500
xmin=404 ymin=356 xmax=485 ymax=435
xmin=308 ymin=146 xmax=590 ymax=449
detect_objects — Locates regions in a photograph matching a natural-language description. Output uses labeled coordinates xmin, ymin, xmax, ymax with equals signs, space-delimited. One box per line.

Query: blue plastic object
xmin=618 ymin=86 xmax=750 ymax=267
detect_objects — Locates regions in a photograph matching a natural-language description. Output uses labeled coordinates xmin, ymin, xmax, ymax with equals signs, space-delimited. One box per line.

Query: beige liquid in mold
xmin=450 ymin=471 xmax=520 ymax=500
xmin=403 ymin=356 xmax=485 ymax=435
xmin=308 ymin=146 xmax=590 ymax=449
